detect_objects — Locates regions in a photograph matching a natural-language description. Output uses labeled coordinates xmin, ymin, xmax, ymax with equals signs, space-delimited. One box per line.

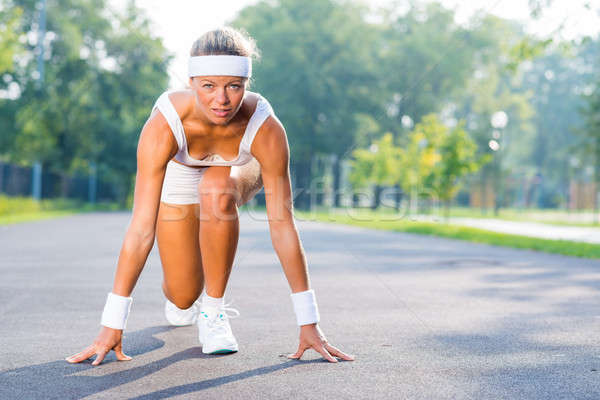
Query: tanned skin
xmin=66 ymin=76 xmax=354 ymax=366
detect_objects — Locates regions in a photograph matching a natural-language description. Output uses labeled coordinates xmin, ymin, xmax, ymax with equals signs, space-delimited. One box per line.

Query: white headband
xmin=188 ymin=55 xmax=252 ymax=78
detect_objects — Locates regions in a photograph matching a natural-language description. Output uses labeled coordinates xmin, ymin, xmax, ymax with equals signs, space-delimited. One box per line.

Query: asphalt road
xmin=1 ymin=211 xmax=600 ymax=399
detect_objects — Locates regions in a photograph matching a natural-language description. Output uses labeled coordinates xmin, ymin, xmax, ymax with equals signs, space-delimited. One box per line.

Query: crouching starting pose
xmin=66 ymin=27 xmax=354 ymax=365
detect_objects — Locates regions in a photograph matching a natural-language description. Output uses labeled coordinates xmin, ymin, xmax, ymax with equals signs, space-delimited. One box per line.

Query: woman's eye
xmin=230 ymin=84 xmax=241 ymax=89
xmin=203 ymin=84 xmax=213 ymax=88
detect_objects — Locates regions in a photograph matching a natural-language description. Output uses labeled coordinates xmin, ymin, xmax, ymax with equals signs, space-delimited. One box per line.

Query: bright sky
xmin=113 ymin=0 xmax=600 ymax=89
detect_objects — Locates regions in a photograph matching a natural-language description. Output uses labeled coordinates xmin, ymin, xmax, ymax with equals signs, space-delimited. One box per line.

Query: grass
xmin=0 ymin=195 xmax=125 ymax=225
xmin=5 ymin=197 xmax=598 ymax=258
xmin=324 ymin=204 xmax=599 ymax=226
xmin=293 ymin=208 xmax=600 ymax=259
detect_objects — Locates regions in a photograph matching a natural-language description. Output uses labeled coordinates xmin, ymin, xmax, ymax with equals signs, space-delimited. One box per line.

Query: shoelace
xmin=202 ymin=300 xmax=240 ymax=336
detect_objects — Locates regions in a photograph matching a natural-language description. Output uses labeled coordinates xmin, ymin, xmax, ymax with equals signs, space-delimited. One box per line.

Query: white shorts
xmin=160 ymin=160 xmax=207 ymax=204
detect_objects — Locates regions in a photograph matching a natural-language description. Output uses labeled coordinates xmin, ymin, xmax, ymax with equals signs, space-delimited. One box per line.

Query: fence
xmin=0 ymin=162 xmax=120 ymax=202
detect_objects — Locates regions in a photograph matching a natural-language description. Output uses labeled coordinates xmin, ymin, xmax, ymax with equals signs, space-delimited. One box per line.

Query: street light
xmin=32 ymin=0 xmax=47 ymax=201
xmin=490 ymin=111 xmax=509 ymax=216
xmin=491 ymin=111 xmax=508 ymax=130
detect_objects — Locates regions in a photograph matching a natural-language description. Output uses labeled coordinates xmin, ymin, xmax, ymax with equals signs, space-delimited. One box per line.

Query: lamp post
xmin=490 ymin=111 xmax=508 ymax=216
xmin=32 ymin=0 xmax=46 ymax=201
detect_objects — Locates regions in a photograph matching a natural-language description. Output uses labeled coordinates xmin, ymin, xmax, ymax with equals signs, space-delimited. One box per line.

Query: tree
xmin=577 ymin=38 xmax=600 ymax=222
xmin=232 ymin=0 xmax=380 ymax=209
xmin=517 ymin=41 xmax=598 ymax=208
xmin=375 ymin=2 xmax=489 ymax=141
xmin=349 ymin=133 xmax=400 ymax=209
xmin=0 ymin=2 xmax=23 ymax=74
xmin=450 ymin=14 xmax=536 ymax=213
xmin=397 ymin=114 xmax=445 ymax=214
xmin=0 ymin=1 xmax=25 ymax=158
xmin=3 ymin=0 xmax=170 ymax=203
xmin=431 ymin=120 xmax=479 ymax=218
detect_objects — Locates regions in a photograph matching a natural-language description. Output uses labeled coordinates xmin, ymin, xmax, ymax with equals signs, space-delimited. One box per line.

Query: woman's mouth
xmin=212 ymin=108 xmax=231 ymax=117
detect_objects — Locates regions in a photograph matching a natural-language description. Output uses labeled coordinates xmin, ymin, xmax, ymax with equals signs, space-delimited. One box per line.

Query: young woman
xmin=66 ymin=27 xmax=354 ymax=365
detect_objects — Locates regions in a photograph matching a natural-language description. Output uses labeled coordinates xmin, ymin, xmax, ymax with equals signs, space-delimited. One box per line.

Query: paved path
xmin=1 ymin=211 xmax=600 ymax=399
xmin=413 ymin=215 xmax=600 ymax=244
xmin=448 ymin=217 xmax=600 ymax=244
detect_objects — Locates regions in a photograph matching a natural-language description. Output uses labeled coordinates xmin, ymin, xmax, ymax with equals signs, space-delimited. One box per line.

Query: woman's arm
xmin=251 ymin=117 xmax=309 ymax=293
xmin=66 ymin=108 xmax=177 ymax=365
xmin=252 ymin=117 xmax=354 ymax=363
xmin=112 ymin=109 xmax=177 ymax=296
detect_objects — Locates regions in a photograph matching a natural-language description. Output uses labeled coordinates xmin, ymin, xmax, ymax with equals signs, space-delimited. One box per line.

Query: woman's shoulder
xmin=245 ymin=91 xmax=275 ymax=115
xmin=246 ymin=90 xmax=271 ymax=103
xmin=163 ymin=89 xmax=194 ymax=121
xmin=244 ymin=90 xmax=263 ymax=108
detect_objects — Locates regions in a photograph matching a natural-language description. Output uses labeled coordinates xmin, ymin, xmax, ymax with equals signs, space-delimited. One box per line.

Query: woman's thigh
xmin=156 ymin=201 xmax=204 ymax=305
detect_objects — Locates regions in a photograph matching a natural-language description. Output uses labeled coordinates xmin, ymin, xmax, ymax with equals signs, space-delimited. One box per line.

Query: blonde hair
xmin=190 ymin=27 xmax=260 ymax=59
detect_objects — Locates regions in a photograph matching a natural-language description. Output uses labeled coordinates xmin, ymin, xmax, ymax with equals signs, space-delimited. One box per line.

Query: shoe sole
xmin=167 ymin=321 xmax=196 ymax=326
xmin=200 ymin=341 xmax=239 ymax=354
xmin=206 ymin=349 xmax=238 ymax=354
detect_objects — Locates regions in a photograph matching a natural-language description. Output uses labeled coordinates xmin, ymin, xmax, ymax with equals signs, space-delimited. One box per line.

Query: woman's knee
xmin=198 ymin=175 xmax=240 ymax=217
xmin=171 ymin=296 xmax=197 ymax=310
xmin=163 ymin=282 xmax=202 ymax=309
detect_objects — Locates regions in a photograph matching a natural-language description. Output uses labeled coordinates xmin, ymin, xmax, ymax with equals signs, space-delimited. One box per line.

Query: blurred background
xmin=1 ymin=0 xmax=600 ymax=229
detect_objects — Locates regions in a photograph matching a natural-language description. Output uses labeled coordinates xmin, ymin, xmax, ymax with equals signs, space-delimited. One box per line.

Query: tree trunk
xmin=292 ymin=158 xmax=312 ymax=210
xmin=595 ymin=137 xmax=600 ymax=225
xmin=410 ymin=187 xmax=418 ymax=215
xmin=394 ymin=184 xmax=402 ymax=211
xmin=352 ymin=192 xmax=360 ymax=208
xmin=60 ymin=171 xmax=69 ymax=198
xmin=333 ymin=155 xmax=342 ymax=208
xmin=371 ymin=185 xmax=382 ymax=210
xmin=0 ymin=162 xmax=4 ymax=194
xmin=480 ymin=170 xmax=486 ymax=215
xmin=312 ymin=155 xmax=323 ymax=207
xmin=120 ymin=173 xmax=135 ymax=208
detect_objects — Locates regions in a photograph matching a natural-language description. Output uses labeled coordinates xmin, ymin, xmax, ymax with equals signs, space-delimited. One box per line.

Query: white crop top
xmin=152 ymin=91 xmax=274 ymax=167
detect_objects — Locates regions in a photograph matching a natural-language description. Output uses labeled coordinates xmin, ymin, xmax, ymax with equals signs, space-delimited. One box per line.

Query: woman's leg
xmin=198 ymin=166 xmax=240 ymax=298
xmin=198 ymin=158 xmax=263 ymax=298
xmin=156 ymin=202 xmax=204 ymax=309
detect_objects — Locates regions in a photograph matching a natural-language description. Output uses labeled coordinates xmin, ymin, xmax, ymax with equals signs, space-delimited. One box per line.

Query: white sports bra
xmin=152 ymin=91 xmax=274 ymax=167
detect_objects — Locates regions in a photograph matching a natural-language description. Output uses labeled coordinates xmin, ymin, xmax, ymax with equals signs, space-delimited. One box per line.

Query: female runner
xmin=66 ymin=27 xmax=354 ymax=365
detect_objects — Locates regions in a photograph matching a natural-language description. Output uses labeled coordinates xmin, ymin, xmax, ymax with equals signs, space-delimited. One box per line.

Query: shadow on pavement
xmin=128 ymin=359 xmax=321 ymax=400
xmin=1 ymin=325 xmax=174 ymax=399
xmin=0 ymin=325 xmax=315 ymax=399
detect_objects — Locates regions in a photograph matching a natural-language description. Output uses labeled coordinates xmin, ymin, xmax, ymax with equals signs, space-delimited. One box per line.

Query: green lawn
xmin=0 ymin=195 xmax=125 ymax=225
xmin=313 ymin=205 xmax=599 ymax=227
xmin=5 ymin=197 xmax=598 ymax=259
xmin=293 ymin=209 xmax=600 ymax=259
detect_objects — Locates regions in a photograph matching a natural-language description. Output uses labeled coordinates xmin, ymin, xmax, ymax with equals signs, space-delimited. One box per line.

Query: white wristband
xmin=290 ymin=289 xmax=320 ymax=326
xmin=100 ymin=292 xmax=133 ymax=330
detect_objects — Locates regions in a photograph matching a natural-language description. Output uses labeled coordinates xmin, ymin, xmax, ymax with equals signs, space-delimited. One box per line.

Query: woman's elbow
xmin=268 ymin=217 xmax=296 ymax=237
xmin=126 ymin=225 xmax=156 ymax=248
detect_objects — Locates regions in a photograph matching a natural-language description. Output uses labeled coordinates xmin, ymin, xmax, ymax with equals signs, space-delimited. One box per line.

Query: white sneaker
xmin=164 ymin=299 xmax=201 ymax=326
xmin=197 ymin=301 xmax=240 ymax=354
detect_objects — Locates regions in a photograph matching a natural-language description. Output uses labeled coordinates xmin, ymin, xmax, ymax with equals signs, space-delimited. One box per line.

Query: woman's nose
xmin=215 ymin=88 xmax=230 ymax=104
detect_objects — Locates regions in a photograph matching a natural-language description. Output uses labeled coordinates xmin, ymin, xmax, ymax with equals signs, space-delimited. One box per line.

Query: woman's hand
xmin=65 ymin=326 xmax=132 ymax=366
xmin=287 ymin=323 xmax=355 ymax=363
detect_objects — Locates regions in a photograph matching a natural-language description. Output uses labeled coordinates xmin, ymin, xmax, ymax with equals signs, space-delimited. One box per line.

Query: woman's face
xmin=189 ymin=76 xmax=247 ymax=126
